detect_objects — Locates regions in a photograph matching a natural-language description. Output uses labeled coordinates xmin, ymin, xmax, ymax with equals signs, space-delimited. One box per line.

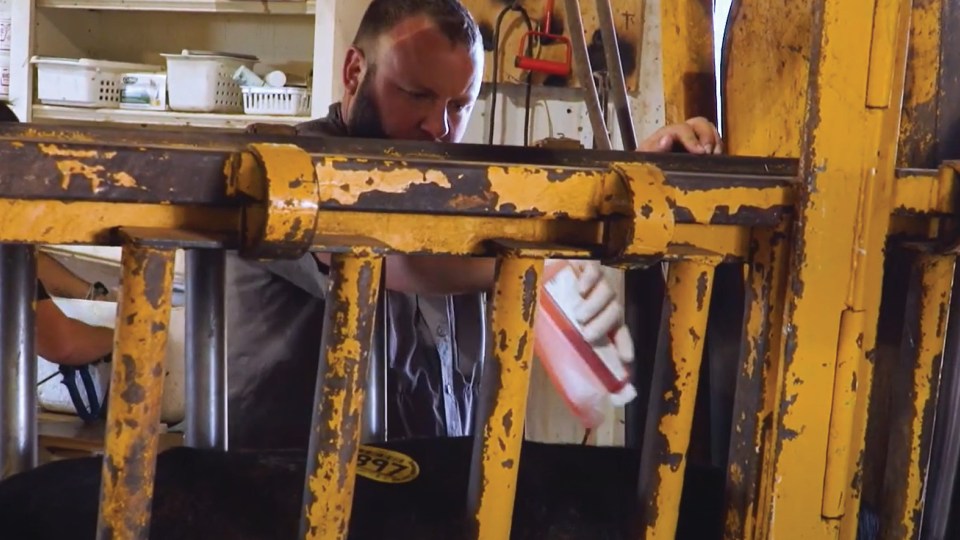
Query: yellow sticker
xmin=356 ymin=444 xmax=420 ymax=484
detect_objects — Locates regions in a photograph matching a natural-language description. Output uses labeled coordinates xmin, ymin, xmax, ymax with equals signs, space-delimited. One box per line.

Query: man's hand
xmin=569 ymin=261 xmax=635 ymax=365
xmin=638 ymin=116 xmax=723 ymax=154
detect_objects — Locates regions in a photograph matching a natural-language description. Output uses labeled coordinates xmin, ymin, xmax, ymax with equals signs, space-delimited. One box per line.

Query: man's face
xmin=342 ymin=15 xmax=483 ymax=143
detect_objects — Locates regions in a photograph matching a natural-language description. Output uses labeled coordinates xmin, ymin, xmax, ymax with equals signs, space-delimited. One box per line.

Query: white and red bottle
xmin=534 ymin=260 xmax=637 ymax=429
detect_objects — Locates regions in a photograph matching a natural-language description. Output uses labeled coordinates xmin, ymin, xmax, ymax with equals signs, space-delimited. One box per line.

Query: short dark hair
xmin=353 ymin=0 xmax=481 ymax=54
xmin=0 ymin=100 xmax=17 ymax=123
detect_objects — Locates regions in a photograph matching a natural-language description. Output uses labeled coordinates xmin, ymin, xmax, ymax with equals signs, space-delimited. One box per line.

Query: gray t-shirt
xmin=227 ymin=104 xmax=486 ymax=449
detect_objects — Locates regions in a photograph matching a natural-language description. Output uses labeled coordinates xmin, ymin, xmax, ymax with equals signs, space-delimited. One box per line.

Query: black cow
xmin=0 ymin=437 xmax=724 ymax=539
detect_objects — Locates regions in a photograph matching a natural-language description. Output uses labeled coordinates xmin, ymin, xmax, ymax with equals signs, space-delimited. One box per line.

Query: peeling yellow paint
xmin=315 ymin=158 xmax=452 ymax=205
xmin=646 ymin=259 xmax=718 ymax=539
xmin=471 ymin=255 xmax=541 ymax=539
xmin=675 ymin=186 xmax=793 ymax=223
xmin=56 ymin=160 xmax=106 ymax=191
xmin=486 ymin=166 xmax=605 ymax=217
xmin=40 ymin=143 xmax=116 ymax=159
xmin=111 ymin=172 xmax=140 ymax=189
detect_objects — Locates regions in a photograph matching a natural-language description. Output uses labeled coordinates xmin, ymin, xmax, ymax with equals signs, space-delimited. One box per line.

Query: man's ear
xmin=342 ymin=46 xmax=366 ymax=97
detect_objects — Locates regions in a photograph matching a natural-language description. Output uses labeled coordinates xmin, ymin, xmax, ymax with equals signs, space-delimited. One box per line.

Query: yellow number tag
xmin=356 ymin=445 xmax=420 ymax=484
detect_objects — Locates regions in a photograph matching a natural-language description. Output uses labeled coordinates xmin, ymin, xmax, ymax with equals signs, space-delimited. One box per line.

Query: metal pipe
xmin=184 ymin=249 xmax=227 ymax=450
xmin=595 ymin=0 xmax=638 ymax=150
xmin=300 ymin=253 xmax=384 ymax=540
xmin=97 ymin=242 xmax=177 ymax=539
xmin=467 ymin=255 xmax=543 ymax=539
xmin=880 ymin=252 xmax=955 ymax=540
xmin=637 ymin=257 xmax=719 ymax=538
xmin=922 ymin=262 xmax=960 ymax=540
xmin=362 ymin=271 xmax=388 ymax=443
xmin=0 ymin=245 xmax=37 ymax=480
xmin=561 ymin=0 xmax=612 ymax=150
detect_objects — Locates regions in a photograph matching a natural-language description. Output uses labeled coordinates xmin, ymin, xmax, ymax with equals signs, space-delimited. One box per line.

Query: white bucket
xmin=0 ymin=52 xmax=10 ymax=98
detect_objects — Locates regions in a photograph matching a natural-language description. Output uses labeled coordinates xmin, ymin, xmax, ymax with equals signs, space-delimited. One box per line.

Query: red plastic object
xmin=534 ymin=260 xmax=636 ymax=429
xmin=514 ymin=0 xmax=572 ymax=77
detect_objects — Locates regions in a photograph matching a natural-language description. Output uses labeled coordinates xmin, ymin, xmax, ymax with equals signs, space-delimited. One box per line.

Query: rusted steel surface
xmin=624 ymin=265 xmax=668 ymax=449
xmin=898 ymin=0 xmax=943 ymax=168
xmin=637 ymin=256 xmax=720 ymax=539
xmin=0 ymin=123 xmax=799 ymax=227
xmin=0 ymin=140 xmax=236 ymax=205
xmin=760 ymin=0 xmax=913 ymax=536
xmin=723 ymin=226 xmax=790 ymax=540
xmin=96 ymin=239 xmax=176 ymax=540
xmin=467 ymin=254 xmax=542 ymax=540
xmin=937 ymin=0 xmax=960 ymax=161
xmin=660 ymin=0 xmax=717 ymax=124
xmin=301 ymin=252 xmax=383 ymax=540
xmin=879 ymin=252 xmax=955 ymax=540
xmin=721 ymin=0 xmax=813 ymax=158
xmin=240 ymin=143 xmax=319 ymax=259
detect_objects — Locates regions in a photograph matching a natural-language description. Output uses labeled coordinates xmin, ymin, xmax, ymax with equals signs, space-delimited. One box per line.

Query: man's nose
xmin=420 ymin=104 xmax=450 ymax=141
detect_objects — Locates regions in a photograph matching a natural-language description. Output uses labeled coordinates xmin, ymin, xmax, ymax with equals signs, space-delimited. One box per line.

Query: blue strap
xmin=59 ymin=364 xmax=107 ymax=423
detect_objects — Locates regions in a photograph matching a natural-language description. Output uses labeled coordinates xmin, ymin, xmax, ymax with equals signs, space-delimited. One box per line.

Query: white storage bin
xmin=31 ymin=56 xmax=163 ymax=109
xmin=0 ymin=52 xmax=9 ymax=99
xmin=242 ymin=86 xmax=310 ymax=116
xmin=163 ymin=50 xmax=258 ymax=113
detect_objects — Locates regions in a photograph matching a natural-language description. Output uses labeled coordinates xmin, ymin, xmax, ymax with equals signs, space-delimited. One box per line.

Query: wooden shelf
xmin=32 ymin=104 xmax=309 ymax=130
xmin=36 ymin=0 xmax=316 ymax=15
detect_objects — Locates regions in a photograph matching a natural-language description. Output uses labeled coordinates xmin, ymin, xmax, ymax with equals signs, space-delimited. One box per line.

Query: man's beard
xmin=346 ymin=72 xmax=388 ymax=139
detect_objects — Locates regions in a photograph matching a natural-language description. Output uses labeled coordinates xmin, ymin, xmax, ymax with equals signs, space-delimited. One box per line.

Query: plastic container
xmin=119 ymin=72 xmax=167 ymax=111
xmin=0 ymin=52 xmax=9 ymax=99
xmin=31 ymin=56 xmax=163 ymax=108
xmin=241 ymin=86 xmax=310 ymax=116
xmin=534 ymin=260 xmax=636 ymax=428
xmin=36 ymin=298 xmax=187 ymax=425
xmin=0 ymin=7 xmax=11 ymax=53
xmin=162 ymin=49 xmax=258 ymax=113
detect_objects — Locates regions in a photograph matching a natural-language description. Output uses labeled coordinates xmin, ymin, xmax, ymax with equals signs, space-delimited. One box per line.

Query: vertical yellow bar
xmin=96 ymin=243 xmax=176 ymax=540
xmin=301 ymin=252 xmax=383 ymax=540
xmin=467 ymin=255 xmax=542 ymax=540
xmin=639 ymin=256 xmax=719 ymax=539
xmin=760 ymin=0 xmax=912 ymax=536
xmin=879 ymin=252 xmax=955 ymax=539
xmin=660 ymin=0 xmax=716 ymax=123
xmin=723 ymin=226 xmax=790 ymax=540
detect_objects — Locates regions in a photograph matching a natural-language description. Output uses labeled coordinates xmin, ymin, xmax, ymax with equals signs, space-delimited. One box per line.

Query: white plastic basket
xmin=163 ymin=50 xmax=258 ymax=113
xmin=0 ymin=52 xmax=9 ymax=99
xmin=31 ymin=56 xmax=163 ymax=108
xmin=242 ymin=86 xmax=310 ymax=116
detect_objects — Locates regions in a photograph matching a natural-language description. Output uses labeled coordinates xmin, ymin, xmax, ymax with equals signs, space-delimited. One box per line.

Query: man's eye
xmin=404 ymin=88 xmax=431 ymax=100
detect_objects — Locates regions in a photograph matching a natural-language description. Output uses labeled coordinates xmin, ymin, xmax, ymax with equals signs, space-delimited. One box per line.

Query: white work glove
xmin=569 ymin=260 xmax=635 ymax=365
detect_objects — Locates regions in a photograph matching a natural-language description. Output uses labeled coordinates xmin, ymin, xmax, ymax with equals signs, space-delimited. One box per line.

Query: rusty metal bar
xmin=722 ymin=226 xmax=790 ymax=539
xmin=624 ymin=265 xmax=668 ymax=449
xmin=467 ymin=253 xmax=542 ymax=539
xmin=362 ymin=272 xmax=388 ymax=443
xmin=96 ymin=235 xmax=176 ymax=540
xmin=637 ymin=255 xmax=720 ymax=539
xmin=759 ymin=0 xmax=913 ymax=536
xmin=0 ymin=245 xmax=37 ymax=480
xmin=300 ymin=251 xmax=383 ymax=540
xmin=595 ymin=0 xmax=638 ymax=150
xmin=184 ymin=249 xmax=227 ymax=450
xmin=879 ymin=251 xmax=955 ymax=540
xmin=660 ymin=0 xmax=717 ymax=124
xmin=923 ymin=263 xmax=960 ymax=540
